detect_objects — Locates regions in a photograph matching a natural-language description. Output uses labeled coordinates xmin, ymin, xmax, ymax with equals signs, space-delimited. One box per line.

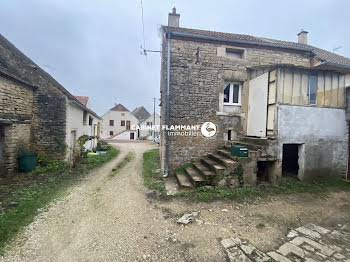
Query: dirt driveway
xmin=1 ymin=141 xmax=350 ymax=262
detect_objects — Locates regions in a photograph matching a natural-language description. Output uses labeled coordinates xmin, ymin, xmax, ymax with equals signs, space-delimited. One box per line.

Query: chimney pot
xmin=297 ymin=29 xmax=308 ymax=45
xmin=168 ymin=7 xmax=180 ymax=27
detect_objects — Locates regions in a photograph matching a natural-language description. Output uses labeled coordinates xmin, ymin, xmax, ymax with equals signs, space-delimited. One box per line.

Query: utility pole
xmin=153 ymin=97 xmax=156 ymax=141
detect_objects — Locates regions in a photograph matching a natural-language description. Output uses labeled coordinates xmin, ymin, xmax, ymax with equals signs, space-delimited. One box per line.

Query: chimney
xmin=168 ymin=7 xmax=180 ymax=27
xmin=298 ymin=29 xmax=308 ymax=45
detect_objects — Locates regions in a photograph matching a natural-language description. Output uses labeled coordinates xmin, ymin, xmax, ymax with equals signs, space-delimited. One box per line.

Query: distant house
xmin=132 ymin=106 xmax=151 ymax=123
xmin=66 ymin=96 xmax=101 ymax=163
xmin=101 ymin=104 xmax=138 ymax=140
xmin=138 ymin=113 xmax=160 ymax=140
xmin=0 ymin=33 xmax=101 ymax=174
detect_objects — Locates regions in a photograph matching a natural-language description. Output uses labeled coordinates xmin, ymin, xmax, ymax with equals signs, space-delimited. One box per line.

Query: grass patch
xmin=0 ymin=147 xmax=119 ymax=253
xmin=142 ymin=149 xmax=166 ymax=194
xmin=174 ymin=178 xmax=350 ymax=202
xmin=109 ymin=152 xmax=134 ymax=178
xmin=256 ymin=223 xmax=266 ymax=229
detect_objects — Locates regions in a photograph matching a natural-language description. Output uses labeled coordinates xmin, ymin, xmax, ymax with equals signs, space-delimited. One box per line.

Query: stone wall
xmin=0 ymin=75 xmax=34 ymax=174
xmin=160 ymin=34 xmax=311 ymax=171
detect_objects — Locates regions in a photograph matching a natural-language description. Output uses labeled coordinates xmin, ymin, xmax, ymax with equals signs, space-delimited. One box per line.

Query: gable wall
xmin=160 ymin=35 xmax=311 ymax=171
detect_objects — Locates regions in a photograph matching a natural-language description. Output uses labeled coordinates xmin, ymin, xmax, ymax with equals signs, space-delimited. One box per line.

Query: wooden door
xmin=126 ymin=121 xmax=130 ymax=130
xmin=247 ymin=72 xmax=269 ymax=137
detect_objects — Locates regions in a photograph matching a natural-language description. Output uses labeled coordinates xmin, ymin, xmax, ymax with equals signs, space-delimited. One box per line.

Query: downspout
xmin=163 ymin=32 xmax=171 ymax=178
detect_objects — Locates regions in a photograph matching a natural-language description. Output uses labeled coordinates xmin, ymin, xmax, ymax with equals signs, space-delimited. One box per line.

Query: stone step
xmin=208 ymin=153 xmax=235 ymax=167
xmin=175 ymin=172 xmax=194 ymax=189
xmin=200 ymin=158 xmax=226 ymax=174
xmin=184 ymin=167 xmax=206 ymax=187
xmin=192 ymin=162 xmax=216 ymax=180
xmin=217 ymin=149 xmax=235 ymax=160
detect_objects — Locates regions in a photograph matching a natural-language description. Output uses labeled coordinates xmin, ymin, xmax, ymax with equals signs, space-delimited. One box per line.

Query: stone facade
xmin=160 ymin=34 xmax=311 ymax=171
xmin=0 ymin=74 xmax=35 ymax=174
xmin=160 ymin=26 xmax=350 ymax=184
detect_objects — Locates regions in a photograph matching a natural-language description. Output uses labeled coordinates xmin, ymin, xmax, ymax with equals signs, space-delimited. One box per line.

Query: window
xmin=308 ymin=74 xmax=317 ymax=105
xmin=224 ymin=83 xmax=242 ymax=105
xmin=226 ymin=48 xmax=243 ymax=59
xmin=109 ymin=120 xmax=114 ymax=126
xmin=110 ymin=131 xmax=113 ymax=136
xmin=121 ymin=120 xmax=125 ymax=126
xmin=83 ymin=111 xmax=87 ymax=125
xmin=146 ymin=121 xmax=152 ymax=126
xmin=88 ymin=117 xmax=93 ymax=126
xmin=121 ymin=113 xmax=125 ymax=116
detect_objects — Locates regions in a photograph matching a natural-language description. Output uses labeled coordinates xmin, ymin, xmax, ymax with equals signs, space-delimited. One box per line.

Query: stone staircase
xmin=175 ymin=145 xmax=255 ymax=189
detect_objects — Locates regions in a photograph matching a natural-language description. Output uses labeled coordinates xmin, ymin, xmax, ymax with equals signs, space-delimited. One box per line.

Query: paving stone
xmin=301 ymin=244 xmax=315 ymax=252
xmin=304 ymin=223 xmax=330 ymax=235
xmin=332 ymin=253 xmax=345 ymax=260
xmin=267 ymin=251 xmax=293 ymax=262
xmin=250 ymin=249 xmax=271 ymax=262
xmin=277 ymin=242 xmax=307 ymax=258
xmin=295 ymin=226 xmax=321 ymax=239
xmin=222 ymin=238 xmax=236 ymax=249
xmin=287 ymin=230 xmax=298 ymax=239
xmin=290 ymin=237 xmax=335 ymax=256
xmin=329 ymin=230 xmax=350 ymax=244
xmin=304 ymin=258 xmax=317 ymax=262
xmin=240 ymin=244 xmax=256 ymax=255
xmin=227 ymin=247 xmax=252 ymax=262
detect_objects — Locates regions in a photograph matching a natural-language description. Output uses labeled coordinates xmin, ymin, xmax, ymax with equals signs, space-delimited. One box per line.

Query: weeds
xmin=142 ymin=149 xmax=166 ymax=194
xmin=174 ymin=178 xmax=350 ymax=202
xmin=109 ymin=152 xmax=134 ymax=178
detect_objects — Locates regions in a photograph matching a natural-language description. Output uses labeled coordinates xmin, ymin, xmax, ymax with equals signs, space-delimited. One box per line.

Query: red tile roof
xmin=74 ymin=96 xmax=89 ymax=107
xmin=163 ymin=26 xmax=350 ymax=68
xmin=110 ymin=104 xmax=130 ymax=112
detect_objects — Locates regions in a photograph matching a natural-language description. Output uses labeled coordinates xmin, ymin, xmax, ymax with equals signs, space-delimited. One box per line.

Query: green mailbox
xmin=231 ymin=145 xmax=248 ymax=157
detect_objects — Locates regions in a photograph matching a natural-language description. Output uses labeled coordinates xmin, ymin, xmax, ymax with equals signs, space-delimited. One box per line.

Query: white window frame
xmin=223 ymin=82 xmax=242 ymax=106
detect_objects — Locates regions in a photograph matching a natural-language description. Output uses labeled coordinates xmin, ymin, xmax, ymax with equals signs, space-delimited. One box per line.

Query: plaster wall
xmin=277 ymin=104 xmax=347 ymax=180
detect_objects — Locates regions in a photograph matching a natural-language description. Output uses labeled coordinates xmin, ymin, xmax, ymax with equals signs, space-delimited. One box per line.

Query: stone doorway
xmin=282 ymin=144 xmax=300 ymax=178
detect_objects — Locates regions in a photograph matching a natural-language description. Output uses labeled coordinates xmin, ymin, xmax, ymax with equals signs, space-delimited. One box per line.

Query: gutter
xmin=320 ymin=61 xmax=350 ymax=70
xmin=166 ymin=31 xmax=314 ymax=53
xmin=163 ymin=32 xmax=171 ymax=178
xmin=68 ymin=99 xmax=102 ymax=120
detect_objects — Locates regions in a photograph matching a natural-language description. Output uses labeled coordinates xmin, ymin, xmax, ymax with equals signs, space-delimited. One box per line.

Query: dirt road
xmin=1 ymin=141 xmax=350 ymax=262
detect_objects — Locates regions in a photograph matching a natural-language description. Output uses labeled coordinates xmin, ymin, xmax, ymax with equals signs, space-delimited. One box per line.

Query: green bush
xmin=96 ymin=140 xmax=111 ymax=151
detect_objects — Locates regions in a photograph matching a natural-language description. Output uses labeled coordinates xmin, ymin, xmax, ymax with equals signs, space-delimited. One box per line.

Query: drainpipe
xmin=163 ymin=33 xmax=171 ymax=178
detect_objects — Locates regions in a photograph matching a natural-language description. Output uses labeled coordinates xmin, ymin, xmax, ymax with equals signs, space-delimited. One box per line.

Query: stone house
xmin=160 ymin=9 xmax=350 ymax=187
xmin=0 ymin=33 xmax=101 ymax=174
xmin=101 ymin=104 xmax=138 ymax=140
xmin=138 ymin=113 xmax=160 ymax=140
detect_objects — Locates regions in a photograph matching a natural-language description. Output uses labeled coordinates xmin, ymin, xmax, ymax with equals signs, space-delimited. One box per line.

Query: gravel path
xmin=1 ymin=141 xmax=350 ymax=262
xmin=0 ymin=141 xmax=193 ymax=262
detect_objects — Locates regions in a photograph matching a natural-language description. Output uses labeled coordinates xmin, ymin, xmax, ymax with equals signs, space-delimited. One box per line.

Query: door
xmin=70 ymin=130 xmax=77 ymax=163
xmin=130 ymin=133 xmax=135 ymax=140
xmin=247 ymin=72 xmax=269 ymax=137
xmin=126 ymin=121 xmax=130 ymax=130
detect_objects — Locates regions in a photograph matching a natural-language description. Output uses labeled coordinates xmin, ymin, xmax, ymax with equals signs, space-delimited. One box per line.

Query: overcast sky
xmin=1 ymin=0 xmax=349 ymax=115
